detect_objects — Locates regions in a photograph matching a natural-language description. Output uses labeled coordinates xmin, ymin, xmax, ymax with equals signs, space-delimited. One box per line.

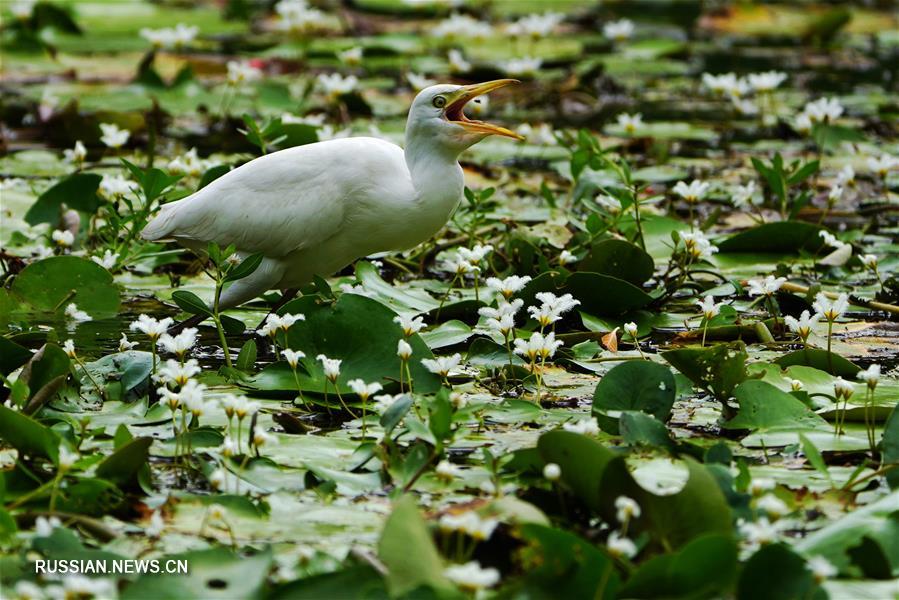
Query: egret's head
xmin=406 ymin=80 xmax=523 ymax=153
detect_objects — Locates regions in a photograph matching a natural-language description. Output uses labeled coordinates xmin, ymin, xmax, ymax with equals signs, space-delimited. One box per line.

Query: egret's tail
xmin=141 ymin=201 xmax=182 ymax=241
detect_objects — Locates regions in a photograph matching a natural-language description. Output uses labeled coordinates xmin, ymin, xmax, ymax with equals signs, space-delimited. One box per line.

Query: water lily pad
xmin=10 ymin=256 xmax=120 ymax=317
xmin=593 ymin=360 xmax=676 ymax=433
xmin=717 ymin=221 xmax=827 ymax=254
xmin=580 ymin=239 xmax=655 ymax=285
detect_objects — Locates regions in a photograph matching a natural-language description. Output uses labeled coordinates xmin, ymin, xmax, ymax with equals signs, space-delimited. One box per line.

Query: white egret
xmin=142 ymin=79 xmax=522 ymax=320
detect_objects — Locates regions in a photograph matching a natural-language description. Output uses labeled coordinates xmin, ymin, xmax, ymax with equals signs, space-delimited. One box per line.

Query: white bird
xmin=142 ymin=80 xmax=521 ymax=315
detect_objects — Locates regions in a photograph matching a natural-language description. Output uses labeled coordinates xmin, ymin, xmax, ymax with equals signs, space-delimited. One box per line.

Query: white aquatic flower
xmin=499 ymin=56 xmax=542 ymax=77
xmin=516 ymin=122 xmax=557 ymax=145
xmin=229 ymin=394 xmax=259 ymax=420
xmin=337 ymin=46 xmax=363 ymax=66
xmin=731 ymin=96 xmax=759 ymax=116
xmin=615 ymin=112 xmax=643 ymax=134
xmin=623 ymin=322 xmax=638 ymax=337
xmin=347 ymin=379 xmax=382 ymax=400
xmin=615 ymin=496 xmax=641 ymax=523
xmin=603 ymin=18 xmax=634 ymax=42
xmin=739 ymin=517 xmax=780 ymax=546
xmin=62 ymin=339 xmax=77 ymax=358
xmin=833 ymin=376 xmax=854 ymax=400
xmin=793 ymin=112 xmax=813 ymax=134
xmin=99 ymin=123 xmax=130 ymax=148
xmin=702 ymin=72 xmax=740 ymax=96
xmin=447 ymin=49 xmax=471 ymax=73
xmin=317 ymin=72 xmax=358 ymax=100
xmin=60 ymin=574 xmax=116 ymax=599
xmin=783 ymin=310 xmax=818 ymax=341
xmin=866 ymin=153 xmax=899 ymax=178
xmin=51 ymin=229 xmax=74 ymax=247
xmin=859 ymin=254 xmax=878 ymax=270
xmin=790 ymin=379 xmax=804 ymax=391
xmin=543 ymin=462 xmax=561 ymax=481
xmin=146 ymin=510 xmax=165 ymax=538
xmin=373 ymin=393 xmax=403 ymax=413
xmin=807 ymin=555 xmax=837 ymax=583
xmin=140 ymin=23 xmax=198 ymax=49
xmin=607 ymin=532 xmax=637 ymax=558
xmin=421 ymin=353 xmax=462 ymax=377
xmin=64 ymin=303 xmax=91 ymax=323
xmin=435 ymin=460 xmax=463 ymax=480
xmin=432 ymin=13 xmax=492 ymax=39
xmin=836 ymin=164 xmax=855 ymax=187
xmin=562 ymin=418 xmax=599 ymax=436
xmin=802 ymin=97 xmax=844 ymax=123
xmin=394 ymin=314 xmax=425 ymax=336
xmin=316 ymin=354 xmax=342 ymax=381
xmin=218 ymin=436 xmax=238 ymax=458
xmin=508 ymin=11 xmax=563 ymax=38
xmin=595 ymin=193 xmax=623 ymax=213
xmin=458 ymin=243 xmax=493 ymax=264
xmin=731 ymin=181 xmax=760 ymax=207
xmin=167 ymin=147 xmax=219 ymax=178
xmin=209 ymin=468 xmax=226 ymax=491
xmin=479 ymin=299 xmax=523 ymax=321
xmin=407 ymin=72 xmax=436 ymax=91
xmin=438 ymin=511 xmax=499 ymax=540
xmin=14 ymin=580 xmax=45 ymax=600
xmin=156 ymin=327 xmax=198 ymax=357
xmin=747 ymin=71 xmax=787 ymax=92
xmin=826 ymin=185 xmax=844 ymax=206
xmin=281 ymin=348 xmax=305 ymax=369
xmin=486 ymin=276 xmax=531 ymax=298
xmin=528 ymin=292 xmax=581 ymax=327
xmin=747 ymin=275 xmax=787 ymax=297
xmin=118 ymin=333 xmax=137 ymax=352
xmin=397 ymin=339 xmax=413 ymax=360
xmin=99 ymin=174 xmax=136 ymax=199
xmin=252 ymin=426 xmax=279 ymax=448
xmin=756 ymin=494 xmax=790 ymax=518
xmin=696 ymin=295 xmax=722 ymax=320
xmin=748 ymin=478 xmax=775 ymax=496
xmin=280 ymin=112 xmax=326 ymax=126
xmin=276 ymin=0 xmax=331 ymax=34
xmin=58 ymin=444 xmax=79 ymax=471
xmin=89 ymin=249 xmax=119 ymax=270
xmin=514 ymin=331 xmax=563 ymax=361
xmin=672 ymin=179 xmax=710 ymax=203
xmin=35 ymin=515 xmax=61 ymax=538
xmin=559 ymin=250 xmax=577 ymax=264
xmin=10 ymin=1 xmax=34 ymax=19
xmin=227 ymin=60 xmax=262 ymax=86
xmin=813 ymin=292 xmax=849 ymax=322
xmin=857 ymin=364 xmax=881 ymax=390
xmin=444 ymin=561 xmax=501 ymax=590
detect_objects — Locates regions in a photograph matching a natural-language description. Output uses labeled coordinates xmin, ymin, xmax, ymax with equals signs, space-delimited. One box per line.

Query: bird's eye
xmin=432 ymin=95 xmax=447 ymax=108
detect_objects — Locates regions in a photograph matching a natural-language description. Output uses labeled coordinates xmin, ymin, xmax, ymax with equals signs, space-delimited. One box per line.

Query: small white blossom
xmin=867 ymin=154 xmax=899 ymax=178
xmin=624 ymin=322 xmax=638 ymax=337
xmin=58 ymin=444 xmax=79 ymax=471
xmin=813 ymin=292 xmax=849 ymax=322
xmin=615 ymin=496 xmax=641 ymax=523
xmin=447 ymin=49 xmax=471 ymax=73
xmin=99 ymin=123 xmax=130 ymax=148
xmin=118 ymin=333 xmax=138 ymax=352
xmin=696 ymin=295 xmax=722 ymax=320
xmin=747 ymin=275 xmax=787 ymax=297
xmin=672 ymin=179 xmax=710 ymax=203
xmin=807 ymin=555 xmax=837 ymax=583
xmin=857 ymin=364 xmax=880 ymax=390
xmin=35 ymin=515 xmax=61 ymax=537
xmin=559 ymin=250 xmax=577 ymax=264
xmin=51 ymin=229 xmax=74 ymax=247
xmin=444 ymin=561 xmax=501 ymax=590
xmin=508 ymin=12 xmax=563 ymax=38
xmin=603 ymin=19 xmax=634 ymax=42
xmin=62 ymin=339 xmax=76 ymax=358
xmin=64 ymin=303 xmax=91 ymax=323
xmin=607 ymin=531 xmax=637 ymax=558
xmin=859 ymin=254 xmax=878 ymax=270
xmin=513 ymin=331 xmax=563 ymax=361
xmin=397 ymin=339 xmax=413 ymax=360
xmin=407 ymin=72 xmax=436 ymax=91
xmin=227 ymin=60 xmax=262 ymax=86
xmin=394 ymin=315 xmax=425 ymax=336
xmin=747 ymin=71 xmax=787 ymax=92
xmin=499 ymin=56 xmax=542 ymax=77
xmin=130 ymin=314 xmax=174 ymax=340
xmin=616 ymin=112 xmax=643 ymax=134
xmin=90 ymin=249 xmax=119 ymax=270
xmin=63 ymin=140 xmax=87 ymax=165
xmin=543 ymin=462 xmax=561 ymax=481
xmin=802 ymin=97 xmax=844 ymax=123
xmin=316 ymin=354 xmax=342 ymax=381
xmin=435 ymin=460 xmax=463 ymax=481
xmin=146 ymin=510 xmax=165 ymax=538
xmin=156 ymin=327 xmax=198 ymax=358
xmin=421 ymin=353 xmax=462 ymax=377
xmin=784 ymin=310 xmax=818 ymax=341
xmin=347 ymin=379 xmax=382 ymax=400
xmin=756 ymin=494 xmax=790 ymax=518
xmin=317 ymin=72 xmax=358 ymax=100
xmin=486 ymin=275 xmax=531 ymax=298
xmin=562 ymin=418 xmax=599 ymax=436
xmin=337 ymin=46 xmax=363 ymax=66
xmin=836 ymin=165 xmax=855 ymax=187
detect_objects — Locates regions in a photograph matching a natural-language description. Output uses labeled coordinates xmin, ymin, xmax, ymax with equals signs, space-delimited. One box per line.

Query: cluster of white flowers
xmin=168 ymin=148 xmax=221 ymax=178
xmin=275 ymin=0 xmax=332 ymax=34
xmin=499 ymin=57 xmax=543 ymax=77
xmin=514 ymin=331 xmax=563 ymax=362
xmin=479 ymin=299 xmax=523 ymax=337
xmin=507 ymin=12 xmax=563 ymax=38
xmin=794 ymin=97 xmax=845 ymax=133
xmin=439 ymin=510 xmax=499 ymax=540
xmin=99 ymin=174 xmax=138 ymax=200
xmin=139 ymin=23 xmax=199 ymax=49
xmin=679 ymin=231 xmax=719 ymax=260
xmin=432 ymin=13 xmax=493 ymax=40
xmin=317 ymin=72 xmax=358 ymax=101
xmin=258 ymin=312 xmax=305 ymax=338
xmin=701 ymin=71 xmax=786 ymax=116
xmin=442 ymin=244 xmax=493 ymax=275
xmin=527 ymin=292 xmax=580 ymax=328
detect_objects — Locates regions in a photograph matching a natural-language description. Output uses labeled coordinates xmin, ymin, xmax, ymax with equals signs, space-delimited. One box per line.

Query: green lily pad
xmin=717 ymin=221 xmax=827 ymax=254
xmin=580 ymin=239 xmax=655 ymax=285
xmin=10 ymin=256 xmax=120 ymax=317
xmin=592 ymin=360 xmax=676 ymax=433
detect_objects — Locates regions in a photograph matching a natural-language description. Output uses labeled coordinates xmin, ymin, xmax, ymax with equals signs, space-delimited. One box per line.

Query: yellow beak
xmin=443 ymin=79 xmax=524 ymax=140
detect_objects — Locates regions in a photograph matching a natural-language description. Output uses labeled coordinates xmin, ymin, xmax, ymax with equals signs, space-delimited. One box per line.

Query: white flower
xmin=486 ymin=275 xmax=531 ymax=298
xmin=252 ymin=426 xmax=278 ymax=448
xmin=833 ymin=377 xmax=854 ymax=399
xmin=615 ymin=112 xmax=643 ymax=134
xmin=756 ymin=494 xmax=790 ymax=518
xmin=444 ymin=561 xmax=501 ymax=590
xmin=373 ymin=393 xmax=403 ymax=413
xmin=748 ymin=478 xmax=775 ymax=496
xmin=513 ymin=331 xmax=563 ymax=361
xmin=281 ymin=348 xmax=305 ymax=368
xmin=731 ymin=181 xmax=759 ymax=207
xmin=64 ymin=303 xmax=91 ymax=323
xmin=438 ymin=512 xmax=499 ymax=540
xmin=62 ymin=339 xmax=76 ymax=358
xmin=63 ymin=140 xmax=87 ymax=165
xmin=562 ymin=418 xmax=599 ymax=436
xmin=543 ymin=462 xmax=561 ymax=481
xmin=783 ymin=310 xmax=818 ymax=341
xmin=421 ymin=353 xmax=462 ymax=377
xmin=684 ymin=234 xmax=717 ymax=262
xmin=857 ymin=364 xmax=880 ymax=390
xmin=806 ymin=555 xmax=837 ymax=583
xmin=447 ymin=49 xmax=471 ymax=73
xmin=209 ymin=468 xmax=226 ymax=490
xmin=603 ymin=19 xmax=634 ymax=42
xmin=10 ymin=1 xmax=34 ymax=20
xmin=140 ymin=23 xmax=198 ymax=49
xmin=435 ymin=460 xmax=463 ymax=481
xmin=280 ymin=112 xmax=326 ymax=126
xmin=595 ymin=193 xmax=622 ymax=213
xmin=499 ymin=57 xmax=542 ymax=77
xmin=836 ymin=164 xmax=855 ymax=187
xmin=219 ymin=436 xmax=238 ymax=458
xmin=696 ymin=295 xmax=722 ymax=320
xmin=790 ymin=379 xmax=804 ymax=391
xmin=793 ymin=112 xmax=813 ymax=134
xmin=731 ymin=97 xmax=759 ymax=116
xmin=672 ymin=179 xmax=710 ymax=203
xmin=227 ymin=60 xmax=262 ymax=86
xmin=316 ymin=354 xmax=342 ymax=381
xmin=859 ymin=254 xmax=878 ymax=270
xmin=615 ymin=496 xmax=641 ymax=523
xmin=747 ymin=275 xmax=787 ymax=297
xmin=99 ymin=123 xmax=130 ymax=148
xmin=118 ymin=333 xmax=137 ymax=352
xmin=275 ymin=0 xmax=331 ymax=33
xmin=702 ymin=72 xmax=741 ymax=96
xmin=527 ymin=292 xmax=580 ymax=327
xmin=607 ymin=532 xmax=637 ymax=558
xmin=51 ymin=229 xmax=74 ymax=247
xmin=624 ymin=322 xmax=638 ymax=337
xmin=347 ymin=379 xmax=382 ymax=400
xmin=58 ymin=444 xmax=79 ymax=471
xmin=130 ymin=314 xmax=173 ymax=340
xmin=818 ymin=230 xmax=847 ymax=249
xmin=337 ymin=46 xmax=363 ymax=66
xmin=432 ymin=14 xmax=492 ymax=40
xmin=458 ymin=243 xmax=493 ymax=264
xmin=516 ymin=123 xmax=557 ymax=145
xmin=559 ymin=250 xmax=577 ymax=264
xmin=167 ymin=148 xmax=220 ymax=178
xmin=146 ymin=510 xmax=165 ymax=538
xmin=317 ymin=72 xmax=358 ymax=100
xmin=397 ymin=339 xmax=413 ymax=360
xmin=60 ymin=575 xmax=115 ymax=599
xmin=394 ymin=315 xmax=425 ymax=336
xmin=35 ymin=515 xmax=61 ymax=537
xmin=155 ymin=359 xmax=202 ymax=387
xmin=802 ymin=97 xmax=844 ymax=123
xmin=739 ymin=517 xmax=780 ymax=546
xmin=813 ymin=292 xmax=849 ymax=321
xmin=224 ymin=394 xmax=258 ymax=420
xmin=747 ymin=71 xmax=787 ymax=92
xmin=508 ymin=12 xmax=563 ymax=38
xmin=157 ymin=328 xmax=198 ymax=357
xmin=407 ymin=72 xmax=436 ymax=91
xmin=90 ymin=249 xmax=119 ymax=270
xmin=867 ymin=154 xmax=899 ymax=178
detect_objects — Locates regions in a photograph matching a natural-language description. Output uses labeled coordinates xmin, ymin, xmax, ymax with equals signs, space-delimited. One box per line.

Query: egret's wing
xmin=144 ymin=140 xmax=398 ymax=258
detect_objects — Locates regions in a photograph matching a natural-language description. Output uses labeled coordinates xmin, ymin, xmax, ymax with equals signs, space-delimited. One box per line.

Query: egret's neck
xmin=404 ymin=134 xmax=464 ymax=210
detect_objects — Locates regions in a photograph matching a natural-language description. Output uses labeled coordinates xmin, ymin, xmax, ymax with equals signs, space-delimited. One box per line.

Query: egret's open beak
xmin=444 ymin=79 xmax=524 ymax=140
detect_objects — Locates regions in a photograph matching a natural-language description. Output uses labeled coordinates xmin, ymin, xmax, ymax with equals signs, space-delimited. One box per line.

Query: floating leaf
xmin=24 ymin=173 xmax=102 ymax=225
xmin=717 ymin=221 xmax=827 ymax=254
xmin=580 ymin=239 xmax=655 ymax=285
xmin=592 ymin=360 xmax=676 ymax=433
xmin=10 ymin=256 xmax=120 ymax=317
xmin=737 ymin=544 xmax=826 ymax=600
